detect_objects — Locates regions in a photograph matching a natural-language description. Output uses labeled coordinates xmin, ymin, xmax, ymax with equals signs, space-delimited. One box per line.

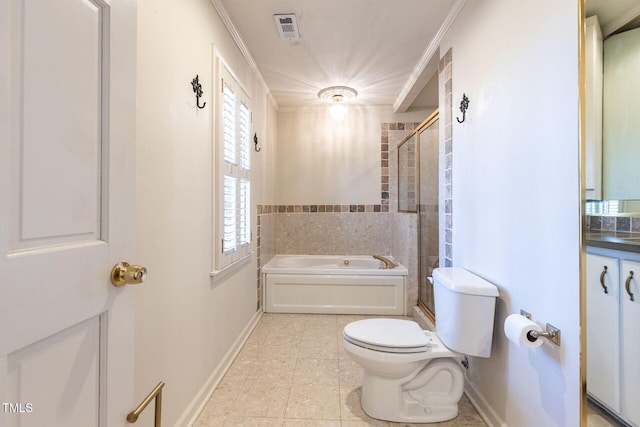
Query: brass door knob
xmin=111 ymin=262 xmax=147 ymax=287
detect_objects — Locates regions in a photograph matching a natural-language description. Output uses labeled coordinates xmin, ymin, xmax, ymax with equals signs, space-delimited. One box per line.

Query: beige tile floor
xmin=587 ymin=400 xmax=625 ymax=427
xmin=195 ymin=313 xmax=487 ymax=427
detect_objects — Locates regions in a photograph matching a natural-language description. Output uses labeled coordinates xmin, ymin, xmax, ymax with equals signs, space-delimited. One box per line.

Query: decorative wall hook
xmin=254 ymin=133 xmax=261 ymax=152
xmin=456 ymin=93 xmax=469 ymax=123
xmin=191 ymin=75 xmax=206 ymax=109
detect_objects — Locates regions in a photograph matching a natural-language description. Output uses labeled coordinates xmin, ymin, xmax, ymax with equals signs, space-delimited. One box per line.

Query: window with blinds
xmin=216 ymin=60 xmax=252 ymax=270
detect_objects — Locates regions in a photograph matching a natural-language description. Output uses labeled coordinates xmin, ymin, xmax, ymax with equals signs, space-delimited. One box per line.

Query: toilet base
xmin=360 ymin=358 xmax=464 ymax=423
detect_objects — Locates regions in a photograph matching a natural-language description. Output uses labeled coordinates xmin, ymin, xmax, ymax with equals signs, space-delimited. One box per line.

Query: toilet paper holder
xmin=520 ymin=310 xmax=561 ymax=346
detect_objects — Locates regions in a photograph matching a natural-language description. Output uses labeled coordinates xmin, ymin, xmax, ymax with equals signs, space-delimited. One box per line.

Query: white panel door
xmin=586 ymin=253 xmax=620 ymax=412
xmin=0 ymin=0 xmax=137 ymax=426
xmin=620 ymin=260 xmax=640 ymax=426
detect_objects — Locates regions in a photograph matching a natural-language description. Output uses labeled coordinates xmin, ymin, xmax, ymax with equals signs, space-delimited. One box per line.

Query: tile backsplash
xmin=587 ymin=215 xmax=640 ymax=233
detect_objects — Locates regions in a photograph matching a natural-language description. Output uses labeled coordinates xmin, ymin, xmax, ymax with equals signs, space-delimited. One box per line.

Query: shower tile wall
xmin=439 ymin=49 xmax=453 ymax=267
xmin=397 ymin=138 xmax=417 ymax=212
xmin=388 ymin=126 xmax=413 ymax=214
xmin=382 ymin=122 xmax=419 ymax=212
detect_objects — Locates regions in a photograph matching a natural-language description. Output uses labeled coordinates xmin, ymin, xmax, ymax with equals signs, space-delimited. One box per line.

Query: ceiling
xmin=215 ymin=0 xmax=456 ymax=109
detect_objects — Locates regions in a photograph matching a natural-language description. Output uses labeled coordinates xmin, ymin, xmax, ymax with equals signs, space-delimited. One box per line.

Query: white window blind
xmin=215 ymin=60 xmax=252 ymax=270
xmin=239 ymin=179 xmax=250 ymax=245
xmin=223 ymin=82 xmax=236 ymax=164
xmin=239 ymin=102 xmax=250 ymax=171
xmin=223 ymin=175 xmax=236 ymax=253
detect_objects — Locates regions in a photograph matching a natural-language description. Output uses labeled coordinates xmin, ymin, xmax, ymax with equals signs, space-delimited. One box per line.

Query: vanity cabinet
xmin=587 ymin=248 xmax=640 ymax=426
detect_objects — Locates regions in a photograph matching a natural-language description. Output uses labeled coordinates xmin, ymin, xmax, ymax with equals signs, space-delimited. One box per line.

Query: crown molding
xmin=210 ymin=0 xmax=278 ymax=109
xmin=602 ymin=4 xmax=640 ymax=38
xmin=393 ymin=0 xmax=467 ymax=112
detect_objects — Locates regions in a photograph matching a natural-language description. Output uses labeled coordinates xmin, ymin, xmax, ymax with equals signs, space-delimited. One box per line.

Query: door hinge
xmin=222 ymin=239 xmax=224 ymax=253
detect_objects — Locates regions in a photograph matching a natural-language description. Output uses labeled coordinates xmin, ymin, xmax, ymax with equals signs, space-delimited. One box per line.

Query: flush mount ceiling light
xmin=317 ymin=86 xmax=358 ymax=103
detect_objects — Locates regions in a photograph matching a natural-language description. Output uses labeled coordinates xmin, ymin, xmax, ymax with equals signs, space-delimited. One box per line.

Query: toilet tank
xmin=433 ymin=267 xmax=499 ymax=358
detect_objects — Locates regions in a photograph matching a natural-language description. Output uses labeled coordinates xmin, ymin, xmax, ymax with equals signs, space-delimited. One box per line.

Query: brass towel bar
xmin=127 ymin=381 xmax=165 ymax=426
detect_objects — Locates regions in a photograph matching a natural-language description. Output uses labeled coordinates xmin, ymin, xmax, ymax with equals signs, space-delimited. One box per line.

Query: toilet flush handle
xmin=599 ymin=265 xmax=608 ymax=294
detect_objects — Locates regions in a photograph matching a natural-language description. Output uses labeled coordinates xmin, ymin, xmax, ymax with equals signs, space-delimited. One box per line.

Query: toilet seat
xmin=343 ymin=319 xmax=439 ymax=354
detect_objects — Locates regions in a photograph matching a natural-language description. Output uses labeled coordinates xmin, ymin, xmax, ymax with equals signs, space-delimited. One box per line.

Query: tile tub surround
xmin=257 ymin=205 xmax=394 ymax=314
xmin=194 ymin=313 xmax=487 ymax=427
xmin=276 ymin=212 xmax=392 ymax=255
xmin=259 ymin=208 xmax=418 ymax=313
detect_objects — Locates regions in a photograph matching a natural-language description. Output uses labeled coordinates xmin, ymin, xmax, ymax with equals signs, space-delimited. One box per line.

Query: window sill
xmin=210 ymin=253 xmax=252 ymax=284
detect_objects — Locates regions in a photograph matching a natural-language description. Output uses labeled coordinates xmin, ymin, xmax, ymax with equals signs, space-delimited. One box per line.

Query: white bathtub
xmin=262 ymin=255 xmax=408 ymax=315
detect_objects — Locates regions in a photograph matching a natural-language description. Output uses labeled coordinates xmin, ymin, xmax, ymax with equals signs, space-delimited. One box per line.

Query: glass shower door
xmin=418 ymin=116 xmax=440 ymax=319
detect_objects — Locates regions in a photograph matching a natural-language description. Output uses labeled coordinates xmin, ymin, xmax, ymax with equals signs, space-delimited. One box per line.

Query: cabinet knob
xmin=599 ymin=265 xmax=608 ymax=294
xmin=625 ymin=271 xmax=635 ymax=302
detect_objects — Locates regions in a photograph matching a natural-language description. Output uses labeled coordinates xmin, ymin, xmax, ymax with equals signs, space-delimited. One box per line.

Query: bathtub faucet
xmin=373 ymin=255 xmax=396 ymax=269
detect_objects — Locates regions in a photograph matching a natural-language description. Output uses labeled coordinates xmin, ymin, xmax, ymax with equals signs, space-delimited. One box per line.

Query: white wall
xmin=277 ymin=106 xmax=429 ymax=204
xmin=135 ymin=0 xmax=276 ymax=425
xmin=440 ymin=1 xmax=581 ymax=426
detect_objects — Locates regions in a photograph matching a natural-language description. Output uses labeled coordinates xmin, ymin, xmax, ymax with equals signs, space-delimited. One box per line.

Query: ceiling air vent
xmin=274 ymin=14 xmax=300 ymax=40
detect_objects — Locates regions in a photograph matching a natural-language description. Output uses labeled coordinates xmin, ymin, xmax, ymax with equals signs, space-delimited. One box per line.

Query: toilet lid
xmin=343 ymin=319 xmax=429 ymax=351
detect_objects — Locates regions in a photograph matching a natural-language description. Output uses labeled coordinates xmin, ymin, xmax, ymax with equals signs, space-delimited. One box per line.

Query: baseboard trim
xmin=464 ymin=380 xmax=508 ymax=427
xmin=176 ymin=309 xmax=263 ymax=427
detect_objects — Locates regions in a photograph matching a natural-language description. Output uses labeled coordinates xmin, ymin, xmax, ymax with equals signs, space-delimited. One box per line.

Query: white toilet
xmin=342 ymin=267 xmax=499 ymax=423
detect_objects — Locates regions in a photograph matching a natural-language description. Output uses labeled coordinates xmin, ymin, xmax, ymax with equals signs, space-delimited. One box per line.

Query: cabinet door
xmin=621 ymin=260 xmax=640 ymax=425
xmin=587 ymin=253 xmax=620 ymax=411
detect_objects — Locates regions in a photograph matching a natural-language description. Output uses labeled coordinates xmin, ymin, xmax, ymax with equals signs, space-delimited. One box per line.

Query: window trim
xmin=213 ymin=56 xmax=252 ymax=273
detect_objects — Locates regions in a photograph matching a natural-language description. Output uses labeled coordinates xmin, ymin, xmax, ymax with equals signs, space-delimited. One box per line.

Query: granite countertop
xmin=586 ymin=231 xmax=640 ymax=253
